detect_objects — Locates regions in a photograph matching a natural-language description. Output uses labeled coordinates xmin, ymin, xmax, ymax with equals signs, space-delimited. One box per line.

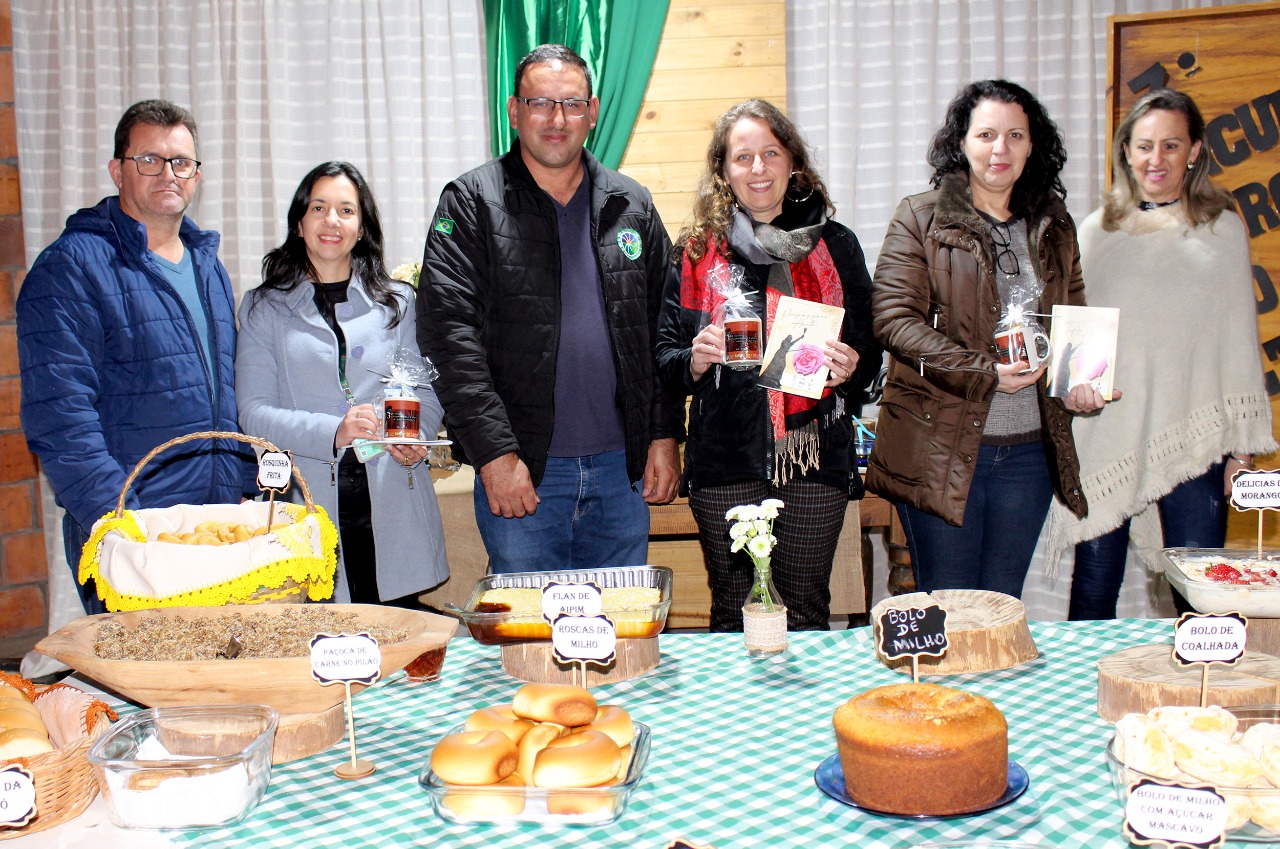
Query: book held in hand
xmin=757 ymin=295 xmax=845 ymax=399
xmin=1047 ymin=305 xmax=1119 ymax=401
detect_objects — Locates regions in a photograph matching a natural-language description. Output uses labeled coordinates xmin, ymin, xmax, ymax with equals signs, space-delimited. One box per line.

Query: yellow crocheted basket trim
xmin=80 ymin=503 xmax=338 ymax=611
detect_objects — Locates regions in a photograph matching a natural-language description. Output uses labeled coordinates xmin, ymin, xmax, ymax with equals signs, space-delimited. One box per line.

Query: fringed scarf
xmin=680 ymin=208 xmax=845 ymax=485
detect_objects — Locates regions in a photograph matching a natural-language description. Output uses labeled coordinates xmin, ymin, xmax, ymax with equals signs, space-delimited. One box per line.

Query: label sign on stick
xmin=310 ymin=632 xmax=382 ymax=685
xmin=876 ymin=604 xmax=949 ymax=660
xmin=1123 ymin=778 xmax=1227 ymax=849
xmin=1231 ymin=469 xmax=1280 ymax=511
xmin=551 ymin=613 xmax=617 ymax=665
xmin=542 ymin=581 xmax=603 ymax=622
xmin=0 ymin=764 xmax=36 ymax=829
xmin=1173 ymin=613 xmax=1248 ymax=667
xmin=257 ymin=450 xmax=293 ymax=493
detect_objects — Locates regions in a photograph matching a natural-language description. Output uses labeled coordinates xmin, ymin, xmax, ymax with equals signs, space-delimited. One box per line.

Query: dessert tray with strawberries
xmin=1160 ymin=548 xmax=1280 ymax=617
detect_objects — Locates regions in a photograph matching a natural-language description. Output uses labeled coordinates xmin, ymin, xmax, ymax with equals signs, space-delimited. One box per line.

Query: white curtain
xmin=13 ymin=0 xmax=490 ymax=299
xmin=786 ymin=0 xmax=1259 ymax=621
xmin=12 ymin=0 xmax=489 ymax=674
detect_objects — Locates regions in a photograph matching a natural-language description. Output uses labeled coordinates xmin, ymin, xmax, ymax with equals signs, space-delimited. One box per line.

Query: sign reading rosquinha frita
xmin=1108 ymin=2 xmax=1280 ymax=547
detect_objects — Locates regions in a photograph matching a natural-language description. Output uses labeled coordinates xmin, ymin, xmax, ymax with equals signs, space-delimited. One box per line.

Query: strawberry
xmin=1205 ymin=563 xmax=1243 ymax=583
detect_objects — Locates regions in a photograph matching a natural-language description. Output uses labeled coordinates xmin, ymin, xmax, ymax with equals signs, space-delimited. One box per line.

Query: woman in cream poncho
xmin=1046 ymin=89 xmax=1276 ymax=619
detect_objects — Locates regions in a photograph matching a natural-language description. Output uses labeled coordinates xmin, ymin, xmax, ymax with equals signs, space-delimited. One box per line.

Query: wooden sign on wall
xmin=1108 ymin=2 xmax=1280 ymax=545
xmin=617 ymin=0 xmax=787 ymax=234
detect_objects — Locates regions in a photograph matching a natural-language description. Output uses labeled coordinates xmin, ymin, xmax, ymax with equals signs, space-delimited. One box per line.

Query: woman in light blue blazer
xmin=236 ymin=161 xmax=447 ymax=605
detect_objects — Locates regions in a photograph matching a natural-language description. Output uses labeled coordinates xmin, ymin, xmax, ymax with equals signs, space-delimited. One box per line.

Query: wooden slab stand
xmin=1096 ymin=643 xmax=1280 ymax=721
xmin=501 ymin=638 xmax=659 ymax=686
xmin=871 ymin=589 xmax=1038 ymax=675
xmin=1247 ymin=618 xmax=1280 ymax=658
xmin=273 ymin=703 xmax=345 ymax=764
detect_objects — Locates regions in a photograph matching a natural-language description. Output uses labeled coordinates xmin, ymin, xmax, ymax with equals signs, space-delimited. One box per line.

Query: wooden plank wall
xmin=617 ymin=0 xmax=787 ymax=236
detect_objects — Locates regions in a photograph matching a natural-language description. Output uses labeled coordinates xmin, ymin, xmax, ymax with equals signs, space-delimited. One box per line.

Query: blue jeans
xmin=473 ymin=449 xmax=649 ymax=574
xmin=63 ymin=513 xmax=106 ymax=615
xmin=897 ymin=441 xmax=1053 ymax=598
xmin=1069 ymin=461 xmax=1227 ymax=620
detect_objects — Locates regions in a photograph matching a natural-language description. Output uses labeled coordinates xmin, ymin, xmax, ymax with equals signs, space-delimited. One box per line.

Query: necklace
xmin=1137 ymin=198 xmax=1180 ymax=211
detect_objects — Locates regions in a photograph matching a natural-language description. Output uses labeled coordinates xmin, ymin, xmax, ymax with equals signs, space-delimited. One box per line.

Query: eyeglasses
xmin=989 ymin=222 xmax=1021 ymax=277
xmin=514 ymin=96 xmax=591 ymax=118
xmin=121 ymin=154 xmax=201 ymax=179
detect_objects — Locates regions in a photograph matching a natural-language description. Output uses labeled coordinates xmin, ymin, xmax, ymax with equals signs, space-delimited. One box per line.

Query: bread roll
xmin=516 ymin=722 xmax=566 ymax=784
xmin=1171 ymin=729 xmax=1261 ymax=787
xmin=0 ymin=708 xmax=46 ymax=734
xmin=512 ymin=683 xmax=597 ymax=727
xmin=1151 ymin=705 xmax=1238 ymax=741
xmin=1114 ymin=712 xmax=1177 ymax=779
xmin=0 ymin=727 xmax=53 ymax=759
xmin=431 ymin=730 xmax=518 ymax=785
xmin=586 ymin=705 xmax=635 ymax=748
xmin=464 ymin=706 xmax=534 ymax=744
xmin=0 ymin=681 xmax=53 ymax=761
xmin=532 ymin=730 xmax=622 ymax=788
xmin=0 ymin=683 xmax=37 ymax=705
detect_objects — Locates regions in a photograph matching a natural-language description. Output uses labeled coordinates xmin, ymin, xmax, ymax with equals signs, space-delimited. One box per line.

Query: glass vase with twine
xmin=728 ymin=499 xmax=788 ymax=658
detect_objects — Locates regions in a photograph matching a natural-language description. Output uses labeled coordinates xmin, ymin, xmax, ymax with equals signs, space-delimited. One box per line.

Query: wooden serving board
xmin=871 ymin=589 xmax=1038 ymax=674
xmin=500 ymin=638 xmax=659 ymax=686
xmin=1096 ymin=643 xmax=1280 ymax=721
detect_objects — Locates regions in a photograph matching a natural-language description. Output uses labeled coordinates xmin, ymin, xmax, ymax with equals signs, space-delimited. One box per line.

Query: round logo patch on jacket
xmin=616 ymin=228 xmax=643 ymax=261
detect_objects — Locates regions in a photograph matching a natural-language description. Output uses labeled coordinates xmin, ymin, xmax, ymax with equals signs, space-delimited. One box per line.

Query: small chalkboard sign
xmin=1123 ymin=778 xmax=1227 ymax=849
xmin=877 ymin=605 xmax=949 ymax=660
xmin=0 ymin=763 xmax=36 ymax=829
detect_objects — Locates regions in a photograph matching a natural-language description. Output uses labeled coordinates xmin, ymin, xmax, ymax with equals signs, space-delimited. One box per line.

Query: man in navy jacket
xmin=17 ymin=99 xmax=254 ymax=613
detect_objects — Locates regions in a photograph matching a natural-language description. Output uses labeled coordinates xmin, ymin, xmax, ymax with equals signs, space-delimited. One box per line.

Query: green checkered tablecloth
xmin=166 ymin=619 xmax=1179 ymax=849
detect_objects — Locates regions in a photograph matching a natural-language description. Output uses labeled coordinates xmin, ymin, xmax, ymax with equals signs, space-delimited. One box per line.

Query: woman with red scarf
xmin=656 ymin=99 xmax=880 ymax=632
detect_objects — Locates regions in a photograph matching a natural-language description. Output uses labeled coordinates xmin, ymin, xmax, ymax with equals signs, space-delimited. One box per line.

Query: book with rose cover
xmin=756 ymin=295 xmax=845 ymax=399
xmin=1046 ymin=304 xmax=1119 ymax=400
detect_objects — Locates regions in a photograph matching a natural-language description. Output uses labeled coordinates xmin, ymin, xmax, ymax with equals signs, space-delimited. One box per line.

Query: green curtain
xmin=484 ymin=0 xmax=670 ymax=168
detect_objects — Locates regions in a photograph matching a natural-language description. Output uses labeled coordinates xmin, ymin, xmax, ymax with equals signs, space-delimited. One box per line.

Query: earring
xmin=785 ymin=172 xmax=814 ymax=203
xmin=1187 ymin=161 xmax=1195 ymax=170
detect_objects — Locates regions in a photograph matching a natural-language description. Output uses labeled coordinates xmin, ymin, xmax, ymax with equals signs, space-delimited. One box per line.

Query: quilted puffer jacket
xmin=418 ymin=142 xmax=685 ymax=485
xmin=866 ymin=173 xmax=1087 ymax=525
xmin=18 ymin=197 xmax=255 ymax=537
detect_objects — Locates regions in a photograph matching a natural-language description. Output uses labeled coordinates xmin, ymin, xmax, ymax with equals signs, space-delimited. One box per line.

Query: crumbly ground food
xmin=93 ymin=608 xmax=410 ymax=661
xmin=477 ymin=586 xmax=660 ymax=616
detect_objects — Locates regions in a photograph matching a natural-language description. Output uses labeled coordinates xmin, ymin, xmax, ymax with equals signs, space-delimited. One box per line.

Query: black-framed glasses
xmin=121 ymin=154 xmax=201 ymax=179
xmin=514 ymin=96 xmax=591 ymax=118
xmin=989 ymin=222 xmax=1021 ymax=277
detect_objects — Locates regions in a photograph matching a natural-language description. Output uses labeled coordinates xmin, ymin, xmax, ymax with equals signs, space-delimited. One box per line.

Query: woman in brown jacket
xmin=866 ymin=80 xmax=1106 ymax=597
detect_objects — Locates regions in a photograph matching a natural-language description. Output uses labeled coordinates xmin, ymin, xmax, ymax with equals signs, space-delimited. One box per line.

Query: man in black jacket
xmin=418 ymin=44 xmax=683 ymax=573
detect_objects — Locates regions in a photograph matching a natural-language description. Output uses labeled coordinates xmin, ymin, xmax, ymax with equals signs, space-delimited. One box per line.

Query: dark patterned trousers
xmin=689 ymin=479 xmax=848 ymax=632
